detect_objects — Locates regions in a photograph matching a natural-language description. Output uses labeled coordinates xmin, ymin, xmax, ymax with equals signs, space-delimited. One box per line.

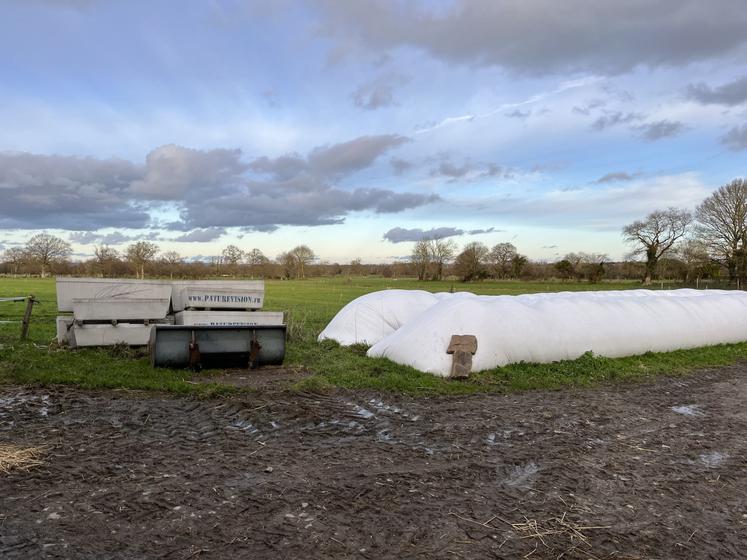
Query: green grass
xmin=1 ymin=275 xmax=746 ymax=396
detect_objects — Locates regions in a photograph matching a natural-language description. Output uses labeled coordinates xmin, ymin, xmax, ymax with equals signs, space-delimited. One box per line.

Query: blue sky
xmin=1 ymin=0 xmax=746 ymax=263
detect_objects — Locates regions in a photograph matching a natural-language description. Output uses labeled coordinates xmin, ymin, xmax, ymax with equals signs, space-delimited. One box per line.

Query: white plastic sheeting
xmin=319 ymin=288 xmax=747 ymax=376
xmin=318 ymin=290 xmax=449 ymax=345
xmin=319 ymin=288 xmax=710 ymax=347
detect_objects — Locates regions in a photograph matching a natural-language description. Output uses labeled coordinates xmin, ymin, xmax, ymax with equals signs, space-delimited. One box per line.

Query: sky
xmin=1 ymin=0 xmax=746 ymax=263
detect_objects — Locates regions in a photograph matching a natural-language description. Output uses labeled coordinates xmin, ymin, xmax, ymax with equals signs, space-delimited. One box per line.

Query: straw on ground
xmin=0 ymin=444 xmax=45 ymax=474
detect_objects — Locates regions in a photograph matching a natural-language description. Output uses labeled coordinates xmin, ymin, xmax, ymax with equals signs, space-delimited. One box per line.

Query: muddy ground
xmin=1 ymin=366 xmax=746 ymax=560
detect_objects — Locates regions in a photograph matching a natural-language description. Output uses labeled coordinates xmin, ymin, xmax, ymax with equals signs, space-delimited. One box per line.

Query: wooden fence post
xmin=20 ymin=295 xmax=36 ymax=340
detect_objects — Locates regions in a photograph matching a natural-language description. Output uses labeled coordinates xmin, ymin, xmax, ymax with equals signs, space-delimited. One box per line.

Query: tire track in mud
xmin=1 ymin=366 xmax=746 ymax=559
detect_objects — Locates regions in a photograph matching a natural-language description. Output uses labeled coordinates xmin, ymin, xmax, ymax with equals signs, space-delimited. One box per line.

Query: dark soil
xmin=191 ymin=365 xmax=312 ymax=389
xmin=1 ymin=366 xmax=746 ymax=559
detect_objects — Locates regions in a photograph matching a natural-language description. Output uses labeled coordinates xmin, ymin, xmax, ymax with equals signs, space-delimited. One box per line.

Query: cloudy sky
xmin=1 ymin=0 xmax=746 ymax=262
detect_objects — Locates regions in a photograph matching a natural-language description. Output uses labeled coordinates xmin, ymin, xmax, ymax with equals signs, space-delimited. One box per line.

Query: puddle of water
xmin=347 ymin=403 xmax=374 ymax=419
xmin=699 ymin=451 xmax=729 ymax=468
xmin=229 ymin=420 xmax=260 ymax=435
xmin=304 ymin=419 xmax=363 ymax=432
xmin=501 ymin=462 xmax=539 ymax=487
xmin=368 ymin=399 xmax=403 ymax=415
xmin=0 ymin=394 xmax=50 ymax=408
xmin=0 ymin=394 xmax=51 ymax=423
xmin=672 ymin=405 xmax=703 ymax=417
xmin=376 ymin=429 xmax=393 ymax=442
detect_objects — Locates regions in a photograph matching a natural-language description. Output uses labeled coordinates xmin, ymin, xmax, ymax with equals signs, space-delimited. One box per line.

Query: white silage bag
xmin=366 ymin=290 xmax=747 ymax=376
xmin=318 ymin=288 xmax=722 ymax=348
xmin=318 ymin=289 xmax=445 ymax=346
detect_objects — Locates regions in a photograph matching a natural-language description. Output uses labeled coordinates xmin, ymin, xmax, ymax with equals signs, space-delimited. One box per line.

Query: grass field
xmin=2 ymin=275 xmax=747 ymax=395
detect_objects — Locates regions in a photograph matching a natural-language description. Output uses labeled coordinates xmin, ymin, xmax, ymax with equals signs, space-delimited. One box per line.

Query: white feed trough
xmin=56 ymin=278 xmax=286 ymax=370
xmin=71 ymin=298 xmax=171 ymax=321
xmin=170 ymin=280 xmax=264 ymax=311
xmin=56 ymin=277 xmax=171 ymax=313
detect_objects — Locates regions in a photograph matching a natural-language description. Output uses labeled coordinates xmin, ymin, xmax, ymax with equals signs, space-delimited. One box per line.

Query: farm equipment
xmin=149 ymin=324 xmax=286 ymax=369
xmin=55 ymin=277 xmax=286 ymax=369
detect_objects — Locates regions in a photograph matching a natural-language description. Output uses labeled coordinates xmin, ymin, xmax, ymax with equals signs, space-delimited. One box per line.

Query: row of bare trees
xmin=411 ymin=238 xmax=457 ymax=280
xmin=622 ymin=178 xmax=747 ymax=285
xmin=0 ymin=235 xmax=730 ymax=284
xmin=554 ymin=253 xmax=609 ymax=283
xmin=411 ymin=178 xmax=747 ymax=285
xmin=213 ymin=244 xmax=316 ymax=279
xmin=412 ymin=240 xmax=530 ymax=282
xmin=0 ymin=237 xmax=316 ymax=280
xmin=2 ymin=233 xmax=73 ymax=277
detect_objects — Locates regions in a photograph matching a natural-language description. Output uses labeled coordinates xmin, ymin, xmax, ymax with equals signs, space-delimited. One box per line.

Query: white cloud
xmin=450 ymin=173 xmax=711 ymax=231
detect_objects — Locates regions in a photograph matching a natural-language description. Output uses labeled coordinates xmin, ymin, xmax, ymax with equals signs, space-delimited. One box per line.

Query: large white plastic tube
xmin=319 ymin=288 xmax=719 ymax=348
xmin=364 ymin=290 xmax=747 ymax=376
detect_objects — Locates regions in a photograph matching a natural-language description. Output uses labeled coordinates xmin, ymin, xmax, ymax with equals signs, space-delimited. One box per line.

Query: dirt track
xmin=2 ymin=366 xmax=746 ymax=559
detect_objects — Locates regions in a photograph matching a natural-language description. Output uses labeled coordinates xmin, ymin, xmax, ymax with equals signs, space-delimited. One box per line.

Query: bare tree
xmin=288 ymin=245 xmax=315 ymax=279
xmin=428 ymin=238 xmax=456 ymax=280
xmin=245 ymin=248 xmax=269 ymax=277
xmin=454 ymin=242 xmax=489 ymax=282
xmin=622 ymin=208 xmax=692 ymax=284
xmin=209 ymin=255 xmax=221 ymax=276
xmin=489 ymin=242 xmax=517 ymax=279
xmin=221 ymin=245 xmax=245 ymax=276
xmin=245 ymin=248 xmax=269 ymax=266
xmin=560 ymin=252 xmax=607 ymax=282
xmin=348 ymin=258 xmax=364 ymax=276
xmin=510 ymin=253 xmax=529 ymax=278
xmin=94 ymin=245 xmax=121 ymax=277
xmin=675 ymin=239 xmax=713 ymax=283
xmin=126 ymin=241 xmax=159 ymax=279
xmin=2 ymin=247 xmax=27 ymax=275
xmin=275 ymin=247 xmax=315 ymax=279
xmin=25 ymin=233 xmax=72 ymax=277
xmin=579 ymin=253 xmax=608 ymax=283
xmin=695 ymin=178 xmax=747 ymax=283
xmin=277 ymin=251 xmax=296 ymax=279
xmin=554 ymin=258 xmax=574 ymax=280
xmin=561 ymin=253 xmax=585 ymax=279
xmin=160 ymin=250 xmax=183 ymax=279
xmin=411 ymin=240 xmax=431 ymax=280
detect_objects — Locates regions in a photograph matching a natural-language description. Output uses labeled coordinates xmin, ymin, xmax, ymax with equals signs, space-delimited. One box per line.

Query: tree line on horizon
xmin=0 ymin=238 xmax=319 ymax=281
xmin=412 ymin=178 xmax=746 ymax=285
xmin=1 ymin=178 xmax=745 ymax=285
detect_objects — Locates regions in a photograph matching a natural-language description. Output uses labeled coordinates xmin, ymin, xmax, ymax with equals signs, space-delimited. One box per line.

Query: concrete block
xmin=69 ymin=323 xmax=154 ymax=347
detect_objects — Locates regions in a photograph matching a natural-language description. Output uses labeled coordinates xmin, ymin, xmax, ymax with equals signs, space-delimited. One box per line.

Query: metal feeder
xmin=149 ymin=324 xmax=286 ymax=370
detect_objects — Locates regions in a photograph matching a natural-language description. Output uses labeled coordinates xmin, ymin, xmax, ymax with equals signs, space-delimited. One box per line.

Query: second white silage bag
xmin=366 ymin=290 xmax=747 ymax=376
xmin=316 ymin=287 xmax=713 ymax=347
xmin=317 ymin=289 xmax=460 ymax=346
